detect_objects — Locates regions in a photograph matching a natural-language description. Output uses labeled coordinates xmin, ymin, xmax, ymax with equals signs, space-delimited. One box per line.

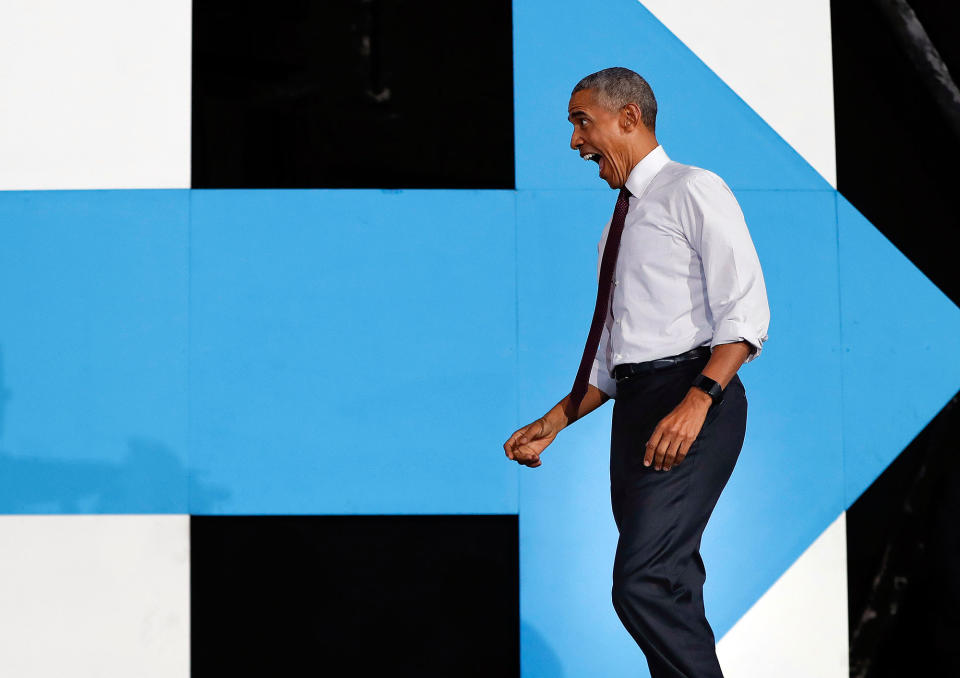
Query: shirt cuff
xmin=588 ymin=357 xmax=617 ymax=398
xmin=711 ymin=321 xmax=768 ymax=363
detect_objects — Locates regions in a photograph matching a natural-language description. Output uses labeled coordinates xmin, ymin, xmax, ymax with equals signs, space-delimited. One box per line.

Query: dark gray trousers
xmin=610 ymin=353 xmax=748 ymax=678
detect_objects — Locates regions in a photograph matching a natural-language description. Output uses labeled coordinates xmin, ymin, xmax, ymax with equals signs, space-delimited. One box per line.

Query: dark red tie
xmin=567 ymin=187 xmax=631 ymax=420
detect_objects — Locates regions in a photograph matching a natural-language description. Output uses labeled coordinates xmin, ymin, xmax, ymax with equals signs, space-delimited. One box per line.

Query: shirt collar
xmin=623 ymin=144 xmax=670 ymax=198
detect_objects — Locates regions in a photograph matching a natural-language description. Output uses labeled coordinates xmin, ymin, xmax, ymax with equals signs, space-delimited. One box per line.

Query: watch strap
xmin=691 ymin=373 xmax=724 ymax=406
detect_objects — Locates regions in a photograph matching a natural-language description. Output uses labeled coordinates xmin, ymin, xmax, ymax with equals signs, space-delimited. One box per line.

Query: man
xmin=503 ymin=67 xmax=770 ymax=677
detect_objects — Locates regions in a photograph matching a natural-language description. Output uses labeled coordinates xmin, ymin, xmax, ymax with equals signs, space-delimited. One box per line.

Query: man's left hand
xmin=644 ymin=387 xmax=713 ymax=471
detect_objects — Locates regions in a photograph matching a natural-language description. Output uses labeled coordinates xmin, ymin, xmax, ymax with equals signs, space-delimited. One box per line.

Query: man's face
xmin=568 ymin=88 xmax=629 ymax=189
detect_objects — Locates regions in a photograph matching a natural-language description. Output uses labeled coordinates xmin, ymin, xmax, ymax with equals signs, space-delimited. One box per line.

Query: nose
xmin=570 ymin=129 xmax=582 ymax=151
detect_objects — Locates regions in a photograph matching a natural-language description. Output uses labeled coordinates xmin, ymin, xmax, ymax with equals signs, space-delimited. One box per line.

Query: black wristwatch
xmin=691 ymin=373 xmax=724 ymax=406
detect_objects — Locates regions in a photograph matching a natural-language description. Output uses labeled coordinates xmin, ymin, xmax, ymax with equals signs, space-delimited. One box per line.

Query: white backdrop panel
xmin=0 ymin=0 xmax=191 ymax=190
xmin=639 ymin=0 xmax=836 ymax=187
xmin=0 ymin=515 xmax=190 ymax=677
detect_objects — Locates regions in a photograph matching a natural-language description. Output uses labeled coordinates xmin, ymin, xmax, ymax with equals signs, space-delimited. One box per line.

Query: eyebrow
xmin=567 ymin=111 xmax=587 ymax=122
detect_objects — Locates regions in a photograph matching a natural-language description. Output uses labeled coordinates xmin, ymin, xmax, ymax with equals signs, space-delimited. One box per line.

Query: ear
xmin=619 ymin=102 xmax=642 ymax=133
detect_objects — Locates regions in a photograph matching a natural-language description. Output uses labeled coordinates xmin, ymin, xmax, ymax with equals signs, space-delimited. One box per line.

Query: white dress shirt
xmin=588 ymin=144 xmax=770 ymax=398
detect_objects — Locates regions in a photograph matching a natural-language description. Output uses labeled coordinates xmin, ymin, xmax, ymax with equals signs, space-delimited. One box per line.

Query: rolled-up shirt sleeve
xmin=679 ymin=170 xmax=770 ymax=363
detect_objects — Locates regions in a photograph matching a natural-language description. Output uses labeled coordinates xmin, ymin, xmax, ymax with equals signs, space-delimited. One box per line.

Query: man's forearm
xmin=683 ymin=341 xmax=752 ymax=407
xmin=700 ymin=341 xmax=751 ymax=388
xmin=544 ymin=385 xmax=611 ymax=432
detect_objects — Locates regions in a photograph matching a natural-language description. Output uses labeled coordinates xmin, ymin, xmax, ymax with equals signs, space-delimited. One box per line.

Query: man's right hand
xmin=503 ymin=417 xmax=560 ymax=468
xmin=503 ymin=386 xmax=611 ymax=468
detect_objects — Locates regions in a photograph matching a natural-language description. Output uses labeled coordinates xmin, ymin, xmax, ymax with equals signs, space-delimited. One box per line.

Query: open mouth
xmin=583 ymin=152 xmax=605 ymax=175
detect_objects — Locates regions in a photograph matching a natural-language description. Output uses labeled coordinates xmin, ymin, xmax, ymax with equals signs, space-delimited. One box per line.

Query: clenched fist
xmin=503 ymin=417 xmax=560 ymax=468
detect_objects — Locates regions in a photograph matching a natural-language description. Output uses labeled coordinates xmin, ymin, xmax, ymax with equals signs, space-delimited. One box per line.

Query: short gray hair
xmin=572 ymin=67 xmax=657 ymax=132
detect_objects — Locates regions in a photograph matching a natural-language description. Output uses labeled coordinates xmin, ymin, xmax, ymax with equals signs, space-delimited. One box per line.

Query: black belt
xmin=612 ymin=345 xmax=711 ymax=383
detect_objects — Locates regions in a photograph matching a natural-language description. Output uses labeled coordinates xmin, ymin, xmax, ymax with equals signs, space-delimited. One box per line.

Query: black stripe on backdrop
xmin=191 ymin=0 xmax=515 ymax=189
xmin=191 ymin=514 xmax=519 ymax=676
xmin=832 ymin=0 xmax=960 ymax=675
